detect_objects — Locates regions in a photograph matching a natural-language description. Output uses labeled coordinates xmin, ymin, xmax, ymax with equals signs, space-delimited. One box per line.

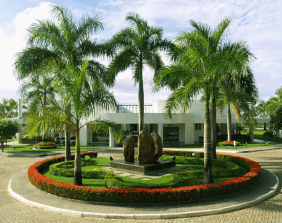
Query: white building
xmin=11 ymin=99 xmax=270 ymax=146
xmin=76 ymin=100 xmax=271 ymax=147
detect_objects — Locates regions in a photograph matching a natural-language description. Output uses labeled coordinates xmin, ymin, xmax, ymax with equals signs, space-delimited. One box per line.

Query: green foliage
xmin=0 ymin=119 xmax=18 ymax=152
xmin=92 ymin=119 xmax=123 ymax=144
xmin=0 ymin=99 xmax=18 ymax=119
xmin=263 ymin=131 xmax=274 ymax=138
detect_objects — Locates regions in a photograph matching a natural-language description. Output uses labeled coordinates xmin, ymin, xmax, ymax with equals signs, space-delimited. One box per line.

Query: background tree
xmin=108 ymin=12 xmax=172 ymax=133
xmin=20 ymin=75 xmax=55 ymax=142
xmin=0 ymin=119 xmax=18 ymax=152
xmin=0 ymin=99 xmax=18 ymax=119
xmin=217 ymin=65 xmax=258 ymax=142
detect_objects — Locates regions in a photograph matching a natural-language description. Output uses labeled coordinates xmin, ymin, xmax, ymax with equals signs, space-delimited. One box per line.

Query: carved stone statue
xmin=137 ymin=130 xmax=155 ymax=164
xmin=150 ymin=131 xmax=163 ymax=161
xmin=123 ymin=135 xmax=135 ymax=162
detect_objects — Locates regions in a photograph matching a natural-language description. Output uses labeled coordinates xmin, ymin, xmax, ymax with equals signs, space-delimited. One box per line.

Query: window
xmin=195 ymin=123 xmax=201 ymax=130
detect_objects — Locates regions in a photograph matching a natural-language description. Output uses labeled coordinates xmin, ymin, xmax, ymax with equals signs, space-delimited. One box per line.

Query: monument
xmin=110 ymin=130 xmax=175 ymax=175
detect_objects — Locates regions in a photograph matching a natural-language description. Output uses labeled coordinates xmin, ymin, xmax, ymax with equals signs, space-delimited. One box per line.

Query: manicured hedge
xmin=28 ymin=150 xmax=261 ymax=203
xmin=49 ymin=160 xmax=113 ymax=178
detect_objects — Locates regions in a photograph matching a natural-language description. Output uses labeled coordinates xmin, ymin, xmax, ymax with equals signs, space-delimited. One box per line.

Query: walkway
xmin=1 ymin=146 xmax=282 ymax=222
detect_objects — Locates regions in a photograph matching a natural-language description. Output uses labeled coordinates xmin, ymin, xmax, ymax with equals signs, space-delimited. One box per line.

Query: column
xmin=158 ymin=123 xmax=163 ymax=144
xmin=109 ymin=127 xmax=115 ymax=147
xmin=79 ymin=124 xmax=87 ymax=146
xmin=17 ymin=99 xmax=22 ymax=143
xmin=185 ymin=122 xmax=194 ymax=144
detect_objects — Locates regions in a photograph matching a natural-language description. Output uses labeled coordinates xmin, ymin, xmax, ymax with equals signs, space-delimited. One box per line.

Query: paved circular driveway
xmin=1 ymin=149 xmax=282 ymax=222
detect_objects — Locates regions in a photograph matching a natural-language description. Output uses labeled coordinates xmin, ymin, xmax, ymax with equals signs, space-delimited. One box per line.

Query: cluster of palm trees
xmin=0 ymin=99 xmax=18 ymax=119
xmin=14 ymin=5 xmax=257 ymax=185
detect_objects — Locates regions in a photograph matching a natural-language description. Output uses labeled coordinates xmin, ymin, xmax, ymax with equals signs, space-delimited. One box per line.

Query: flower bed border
xmin=28 ymin=151 xmax=261 ymax=203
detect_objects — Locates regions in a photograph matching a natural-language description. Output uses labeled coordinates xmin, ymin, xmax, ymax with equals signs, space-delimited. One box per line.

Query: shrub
xmin=28 ymin=150 xmax=260 ymax=203
xmin=218 ymin=141 xmax=241 ymax=147
xmin=263 ymin=131 xmax=274 ymax=138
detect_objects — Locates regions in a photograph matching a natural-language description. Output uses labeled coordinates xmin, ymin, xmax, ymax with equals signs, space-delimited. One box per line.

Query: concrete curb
xmin=9 ymin=169 xmax=279 ymax=219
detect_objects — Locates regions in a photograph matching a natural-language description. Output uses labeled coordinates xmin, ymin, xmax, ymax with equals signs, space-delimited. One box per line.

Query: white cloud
xmin=1 ymin=0 xmax=282 ymax=106
xmin=0 ymin=2 xmax=55 ymax=100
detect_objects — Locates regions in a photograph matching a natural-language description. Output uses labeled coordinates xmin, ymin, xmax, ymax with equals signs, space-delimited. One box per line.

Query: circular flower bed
xmin=28 ymin=151 xmax=261 ymax=203
xmin=33 ymin=142 xmax=57 ymax=149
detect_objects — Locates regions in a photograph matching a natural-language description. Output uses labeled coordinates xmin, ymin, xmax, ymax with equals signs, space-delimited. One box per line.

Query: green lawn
xmin=2 ymin=145 xmax=109 ymax=152
xmin=241 ymin=128 xmax=282 ymax=144
xmin=42 ymin=156 xmax=241 ymax=189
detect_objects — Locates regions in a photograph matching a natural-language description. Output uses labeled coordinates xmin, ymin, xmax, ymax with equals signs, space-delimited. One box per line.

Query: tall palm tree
xmin=154 ymin=16 xmax=256 ymax=184
xmin=108 ymin=13 xmax=173 ymax=133
xmin=48 ymin=59 xmax=118 ymax=185
xmin=14 ymin=5 xmax=112 ymax=160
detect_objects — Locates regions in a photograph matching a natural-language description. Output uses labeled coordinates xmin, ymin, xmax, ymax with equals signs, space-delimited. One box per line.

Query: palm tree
xmin=20 ymin=75 xmax=55 ymax=141
xmin=154 ymin=16 xmax=256 ymax=184
xmin=14 ymin=5 xmax=112 ymax=160
xmin=108 ymin=13 xmax=173 ymax=133
xmin=48 ymin=59 xmax=119 ymax=185
xmin=217 ymin=66 xmax=258 ymax=141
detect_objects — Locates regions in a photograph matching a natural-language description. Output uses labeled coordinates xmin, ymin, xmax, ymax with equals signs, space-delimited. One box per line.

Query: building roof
xmin=117 ymin=105 xmax=154 ymax=113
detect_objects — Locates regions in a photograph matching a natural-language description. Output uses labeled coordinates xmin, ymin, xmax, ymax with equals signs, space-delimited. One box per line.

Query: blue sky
xmin=0 ymin=0 xmax=281 ymax=105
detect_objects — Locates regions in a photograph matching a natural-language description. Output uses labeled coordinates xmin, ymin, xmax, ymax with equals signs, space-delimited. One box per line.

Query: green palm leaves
xmin=14 ymin=5 xmax=118 ymax=186
xmin=108 ymin=12 xmax=173 ymax=132
xmin=153 ymin=16 xmax=256 ymax=184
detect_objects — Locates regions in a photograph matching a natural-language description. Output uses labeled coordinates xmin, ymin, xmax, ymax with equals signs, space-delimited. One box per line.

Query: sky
xmin=0 ymin=0 xmax=281 ymax=105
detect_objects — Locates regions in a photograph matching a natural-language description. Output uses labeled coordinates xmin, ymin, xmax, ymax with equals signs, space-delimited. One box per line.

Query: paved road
xmin=1 ymin=148 xmax=282 ymax=223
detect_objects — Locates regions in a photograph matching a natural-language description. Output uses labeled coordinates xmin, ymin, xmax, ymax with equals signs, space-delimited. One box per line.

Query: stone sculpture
xmin=137 ymin=130 xmax=155 ymax=164
xmin=123 ymin=135 xmax=135 ymax=162
xmin=150 ymin=131 xmax=163 ymax=161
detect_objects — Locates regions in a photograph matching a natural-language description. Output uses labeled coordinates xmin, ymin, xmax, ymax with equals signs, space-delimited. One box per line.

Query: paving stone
xmin=129 ymin=175 xmax=144 ymax=179
xmin=2 ymin=147 xmax=282 ymax=222
xmin=116 ymin=172 xmax=133 ymax=176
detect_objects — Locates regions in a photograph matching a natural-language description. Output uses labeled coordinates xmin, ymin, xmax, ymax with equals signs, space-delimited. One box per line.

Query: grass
xmin=241 ymin=128 xmax=282 ymax=144
xmin=42 ymin=156 xmax=239 ymax=189
xmin=2 ymin=145 xmax=110 ymax=152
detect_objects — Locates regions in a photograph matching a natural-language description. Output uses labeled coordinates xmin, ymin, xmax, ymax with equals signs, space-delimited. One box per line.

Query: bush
xmin=263 ymin=131 xmax=274 ymax=138
xmin=218 ymin=141 xmax=241 ymax=147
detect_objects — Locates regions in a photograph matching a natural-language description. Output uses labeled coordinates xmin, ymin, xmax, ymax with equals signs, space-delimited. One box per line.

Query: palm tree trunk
xmin=203 ymin=90 xmax=213 ymax=184
xmin=43 ymin=92 xmax=46 ymax=142
xmin=227 ymin=103 xmax=232 ymax=141
xmin=138 ymin=60 xmax=144 ymax=133
xmin=74 ymin=123 xmax=82 ymax=186
xmin=249 ymin=125 xmax=254 ymax=143
xmin=210 ymin=94 xmax=217 ymax=159
xmin=65 ymin=124 xmax=71 ymax=161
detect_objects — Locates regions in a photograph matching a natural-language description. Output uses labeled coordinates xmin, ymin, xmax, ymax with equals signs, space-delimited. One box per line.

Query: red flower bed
xmin=28 ymin=151 xmax=261 ymax=203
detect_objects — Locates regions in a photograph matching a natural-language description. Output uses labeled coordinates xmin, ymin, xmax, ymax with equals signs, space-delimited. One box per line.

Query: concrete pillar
xmin=17 ymin=99 xmax=22 ymax=143
xmin=79 ymin=124 xmax=87 ymax=146
xmin=185 ymin=122 xmax=194 ymax=144
xmin=158 ymin=123 xmax=163 ymax=144
xmin=109 ymin=127 xmax=115 ymax=147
